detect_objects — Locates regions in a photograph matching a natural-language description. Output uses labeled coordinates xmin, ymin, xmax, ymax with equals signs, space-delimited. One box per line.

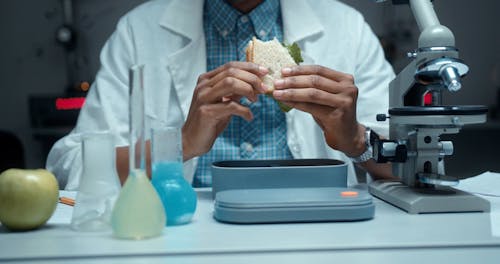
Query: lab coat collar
xmin=281 ymin=0 xmax=324 ymax=43
xmin=158 ymin=0 xmax=205 ymax=41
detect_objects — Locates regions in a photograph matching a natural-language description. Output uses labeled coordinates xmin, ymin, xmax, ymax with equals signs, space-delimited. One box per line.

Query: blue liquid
xmin=152 ymin=162 xmax=197 ymax=226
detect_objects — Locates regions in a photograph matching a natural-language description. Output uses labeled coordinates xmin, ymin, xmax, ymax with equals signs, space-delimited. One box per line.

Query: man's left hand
xmin=272 ymin=65 xmax=366 ymax=157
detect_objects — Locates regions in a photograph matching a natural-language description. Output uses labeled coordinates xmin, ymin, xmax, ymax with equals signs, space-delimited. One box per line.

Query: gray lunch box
xmin=210 ymin=159 xmax=375 ymax=224
xmin=211 ymin=159 xmax=348 ymax=198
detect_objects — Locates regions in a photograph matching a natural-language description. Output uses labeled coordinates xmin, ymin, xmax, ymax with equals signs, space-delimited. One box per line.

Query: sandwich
xmin=246 ymin=37 xmax=303 ymax=112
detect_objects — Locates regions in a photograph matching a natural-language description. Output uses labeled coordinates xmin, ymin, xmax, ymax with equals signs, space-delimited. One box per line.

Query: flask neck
xmin=82 ymin=134 xmax=117 ymax=174
xmin=152 ymin=161 xmax=184 ymax=181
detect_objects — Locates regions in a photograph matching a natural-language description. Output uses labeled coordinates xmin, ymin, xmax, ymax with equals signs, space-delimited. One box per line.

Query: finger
xmin=281 ymin=65 xmax=354 ymax=83
xmin=209 ymin=77 xmax=259 ymax=103
xmin=272 ymin=88 xmax=350 ymax=107
xmin=223 ymin=94 xmax=250 ymax=105
xmin=279 ymin=100 xmax=331 ymax=121
xmin=208 ymin=61 xmax=268 ymax=79
xmin=210 ymin=66 xmax=266 ymax=93
xmin=274 ymin=74 xmax=345 ymax=93
xmin=201 ymin=101 xmax=254 ymax=122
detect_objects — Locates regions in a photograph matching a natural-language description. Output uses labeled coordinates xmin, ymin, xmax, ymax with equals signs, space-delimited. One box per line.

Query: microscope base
xmin=369 ymin=180 xmax=490 ymax=214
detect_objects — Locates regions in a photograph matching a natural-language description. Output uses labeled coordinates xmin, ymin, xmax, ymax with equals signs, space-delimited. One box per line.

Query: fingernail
xmin=259 ymin=66 xmax=269 ymax=74
xmin=273 ymin=90 xmax=284 ymax=98
xmin=282 ymin=67 xmax=292 ymax=75
xmin=274 ymin=79 xmax=285 ymax=88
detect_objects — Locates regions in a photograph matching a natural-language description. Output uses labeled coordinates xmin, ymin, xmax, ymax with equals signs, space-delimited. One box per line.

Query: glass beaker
xmin=71 ymin=131 xmax=121 ymax=232
xmin=110 ymin=64 xmax=166 ymax=239
xmin=151 ymin=126 xmax=197 ymax=225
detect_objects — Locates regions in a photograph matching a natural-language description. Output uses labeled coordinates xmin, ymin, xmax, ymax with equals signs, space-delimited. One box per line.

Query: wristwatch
xmin=349 ymin=127 xmax=374 ymax=163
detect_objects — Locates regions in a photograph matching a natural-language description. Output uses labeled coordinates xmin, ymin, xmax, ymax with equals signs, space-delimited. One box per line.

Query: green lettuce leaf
xmin=266 ymin=93 xmax=293 ymax=112
xmin=272 ymin=42 xmax=303 ymax=112
xmin=277 ymin=101 xmax=293 ymax=112
xmin=283 ymin=42 xmax=303 ymax=64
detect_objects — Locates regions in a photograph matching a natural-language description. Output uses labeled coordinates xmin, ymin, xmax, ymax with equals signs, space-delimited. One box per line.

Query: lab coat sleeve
xmin=46 ymin=16 xmax=135 ymax=190
xmin=353 ymin=20 xmax=395 ymax=139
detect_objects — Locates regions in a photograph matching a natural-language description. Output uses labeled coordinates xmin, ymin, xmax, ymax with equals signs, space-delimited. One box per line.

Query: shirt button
xmin=221 ymin=29 xmax=229 ymax=37
xmin=240 ymin=15 xmax=249 ymax=23
xmin=241 ymin=142 xmax=254 ymax=153
xmin=291 ymin=144 xmax=300 ymax=153
xmin=259 ymin=30 xmax=267 ymax=37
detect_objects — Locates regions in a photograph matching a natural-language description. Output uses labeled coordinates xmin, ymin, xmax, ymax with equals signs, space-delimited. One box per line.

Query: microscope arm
xmin=410 ymin=0 xmax=439 ymax=30
xmin=409 ymin=0 xmax=455 ymax=48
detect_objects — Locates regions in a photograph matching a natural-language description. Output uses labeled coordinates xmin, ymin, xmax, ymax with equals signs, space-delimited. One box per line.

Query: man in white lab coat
xmin=47 ymin=0 xmax=395 ymax=190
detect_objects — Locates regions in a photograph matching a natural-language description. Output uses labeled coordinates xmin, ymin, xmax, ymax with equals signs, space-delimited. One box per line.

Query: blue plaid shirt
xmin=193 ymin=0 xmax=293 ymax=187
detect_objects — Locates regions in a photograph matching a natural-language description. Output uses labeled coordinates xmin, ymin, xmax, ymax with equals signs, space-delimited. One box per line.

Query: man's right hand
xmin=182 ymin=61 xmax=268 ymax=161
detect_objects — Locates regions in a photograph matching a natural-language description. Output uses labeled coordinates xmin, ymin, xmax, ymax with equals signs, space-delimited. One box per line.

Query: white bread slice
xmin=246 ymin=37 xmax=297 ymax=92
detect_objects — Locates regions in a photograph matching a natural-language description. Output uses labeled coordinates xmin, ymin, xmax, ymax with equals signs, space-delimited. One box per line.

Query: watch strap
xmin=349 ymin=127 xmax=373 ymax=163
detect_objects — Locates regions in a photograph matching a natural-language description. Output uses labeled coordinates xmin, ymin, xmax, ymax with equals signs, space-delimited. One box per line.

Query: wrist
xmin=181 ymin=128 xmax=196 ymax=161
xmin=347 ymin=124 xmax=368 ymax=157
xmin=182 ymin=141 xmax=197 ymax=162
xmin=348 ymin=125 xmax=373 ymax=163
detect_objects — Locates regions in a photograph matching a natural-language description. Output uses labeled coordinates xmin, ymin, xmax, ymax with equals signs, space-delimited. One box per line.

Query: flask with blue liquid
xmin=151 ymin=126 xmax=197 ymax=225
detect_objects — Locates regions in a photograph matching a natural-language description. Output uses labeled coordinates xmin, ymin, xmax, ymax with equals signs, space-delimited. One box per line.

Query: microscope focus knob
xmin=376 ymin=114 xmax=389 ymax=121
xmin=372 ymin=138 xmax=408 ymax=163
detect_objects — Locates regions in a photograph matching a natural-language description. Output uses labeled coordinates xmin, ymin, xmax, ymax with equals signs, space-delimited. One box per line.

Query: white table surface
xmin=1 ymin=188 xmax=500 ymax=264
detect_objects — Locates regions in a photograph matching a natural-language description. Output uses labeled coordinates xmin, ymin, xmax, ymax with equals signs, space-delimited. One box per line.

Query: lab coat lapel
xmin=164 ymin=40 xmax=206 ymax=120
xmin=281 ymin=0 xmax=324 ymax=44
xmin=158 ymin=0 xmax=206 ymax=120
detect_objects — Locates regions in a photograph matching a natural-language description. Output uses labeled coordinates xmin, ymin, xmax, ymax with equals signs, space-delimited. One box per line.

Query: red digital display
xmin=55 ymin=97 xmax=86 ymax=110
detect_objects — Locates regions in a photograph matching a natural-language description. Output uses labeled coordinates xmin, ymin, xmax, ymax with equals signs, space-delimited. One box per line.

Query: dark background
xmin=0 ymin=0 xmax=499 ymax=178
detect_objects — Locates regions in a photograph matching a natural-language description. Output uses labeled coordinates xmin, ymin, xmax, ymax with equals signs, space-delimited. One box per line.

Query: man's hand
xmin=272 ymin=65 xmax=365 ymax=157
xmin=182 ymin=61 xmax=268 ymax=161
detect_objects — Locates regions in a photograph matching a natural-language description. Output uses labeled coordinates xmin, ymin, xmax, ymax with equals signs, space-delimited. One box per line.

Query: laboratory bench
xmin=1 ymin=188 xmax=499 ymax=264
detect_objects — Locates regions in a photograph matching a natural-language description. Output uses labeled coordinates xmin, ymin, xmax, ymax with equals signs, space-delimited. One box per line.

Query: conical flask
xmin=71 ymin=131 xmax=121 ymax=232
xmin=151 ymin=126 xmax=197 ymax=225
xmin=110 ymin=64 xmax=166 ymax=239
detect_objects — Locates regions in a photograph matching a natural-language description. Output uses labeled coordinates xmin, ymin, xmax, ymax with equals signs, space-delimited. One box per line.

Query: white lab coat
xmin=46 ymin=0 xmax=394 ymax=190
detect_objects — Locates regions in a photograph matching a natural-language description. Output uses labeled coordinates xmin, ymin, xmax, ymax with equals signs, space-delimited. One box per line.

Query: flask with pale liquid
xmin=110 ymin=64 xmax=166 ymax=239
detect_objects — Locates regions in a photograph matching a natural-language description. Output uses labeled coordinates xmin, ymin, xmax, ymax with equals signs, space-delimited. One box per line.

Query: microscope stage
xmin=389 ymin=105 xmax=488 ymax=116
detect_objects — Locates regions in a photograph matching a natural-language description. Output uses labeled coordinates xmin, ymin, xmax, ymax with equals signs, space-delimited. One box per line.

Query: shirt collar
xmin=206 ymin=0 xmax=280 ymax=39
xmin=248 ymin=0 xmax=280 ymax=40
xmin=206 ymin=0 xmax=240 ymax=37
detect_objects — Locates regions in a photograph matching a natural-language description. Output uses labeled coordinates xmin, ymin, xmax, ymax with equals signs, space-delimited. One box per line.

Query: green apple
xmin=0 ymin=169 xmax=59 ymax=231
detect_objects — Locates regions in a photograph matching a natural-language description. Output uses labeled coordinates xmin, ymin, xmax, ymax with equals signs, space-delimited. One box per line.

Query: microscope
xmin=369 ymin=0 xmax=490 ymax=213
